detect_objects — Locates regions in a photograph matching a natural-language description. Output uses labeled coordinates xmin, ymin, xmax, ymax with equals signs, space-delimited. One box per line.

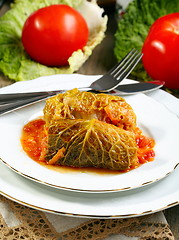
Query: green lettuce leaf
xmin=0 ymin=0 xmax=107 ymax=81
xmin=114 ymin=0 xmax=179 ymax=82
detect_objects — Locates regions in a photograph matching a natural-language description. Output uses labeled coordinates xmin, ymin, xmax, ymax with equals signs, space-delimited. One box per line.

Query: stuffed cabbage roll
xmin=44 ymin=88 xmax=136 ymax=131
xmin=41 ymin=119 xmax=138 ymax=171
xmin=40 ymin=89 xmax=139 ymax=171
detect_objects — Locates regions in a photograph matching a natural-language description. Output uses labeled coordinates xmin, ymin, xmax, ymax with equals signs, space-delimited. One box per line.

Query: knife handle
xmin=0 ymin=90 xmax=64 ymax=102
xmin=0 ymin=95 xmax=49 ymax=115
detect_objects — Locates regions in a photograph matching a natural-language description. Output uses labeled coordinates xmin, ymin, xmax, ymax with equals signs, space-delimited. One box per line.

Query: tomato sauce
xmin=135 ymin=127 xmax=155 ymax=164
xmin=21 ymin=119 xmax=155 ymax=173
xmin=21 ymin=119 xmax=46 ymax=162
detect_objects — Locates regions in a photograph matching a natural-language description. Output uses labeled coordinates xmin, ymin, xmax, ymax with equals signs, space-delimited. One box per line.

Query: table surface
xmin=0 ymin=2 xmax=178 ymax=239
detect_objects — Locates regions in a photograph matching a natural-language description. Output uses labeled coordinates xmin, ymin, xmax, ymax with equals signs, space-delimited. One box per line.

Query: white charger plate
xmin=0 ymin=160 xmax=178 ymax=218
xmin=0 ymin=74 xmax=179 ymax=193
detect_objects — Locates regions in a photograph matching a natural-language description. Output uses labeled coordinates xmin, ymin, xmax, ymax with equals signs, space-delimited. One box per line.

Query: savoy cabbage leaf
xmin=114 ymin=0 xmax=179 ymax=82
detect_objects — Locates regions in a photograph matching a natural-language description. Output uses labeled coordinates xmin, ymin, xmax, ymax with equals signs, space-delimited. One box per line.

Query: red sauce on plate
xmin=21 ymin=119 xmax=155 ymax=174
xmin=21 ymin=119 xmax=46 ymax=162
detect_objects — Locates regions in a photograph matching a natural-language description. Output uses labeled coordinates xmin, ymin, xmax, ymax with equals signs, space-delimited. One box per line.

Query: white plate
xmin=0 ymin=160 xmax=178 ymax=218
xmin=0 ymin=74 xmax=179 ymax=193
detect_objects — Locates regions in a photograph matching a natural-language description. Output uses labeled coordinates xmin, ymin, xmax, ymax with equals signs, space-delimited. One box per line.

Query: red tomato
xmin=142 ymin=13 xmax=179 ymax=89
xmin=21 ymin=5 xmax=89 ymax=66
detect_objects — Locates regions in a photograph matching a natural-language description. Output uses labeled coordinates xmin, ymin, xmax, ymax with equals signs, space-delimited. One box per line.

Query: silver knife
xmin=113 ymin=81 xmax=163 ymax=95
xmin=0 ymin=81 xmax=163 ymax=102
xmin=0 ymin=81 xmax=163 ymax=115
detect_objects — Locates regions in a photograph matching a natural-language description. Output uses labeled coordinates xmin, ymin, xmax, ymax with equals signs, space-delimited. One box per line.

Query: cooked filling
xmin=21 ymin=89 xmax=155 ymax=171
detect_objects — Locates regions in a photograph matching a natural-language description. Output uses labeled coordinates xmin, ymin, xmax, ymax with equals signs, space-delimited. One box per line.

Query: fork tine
xmin=111 ymin=49 xmax=142 ymax=77
xmin=113 ymin=51 xmax=142 ymax=80
xmin=107 ymin=49 xmax=137 ymax=75
xmin=90 ymin=49 xmax=142 ymax=92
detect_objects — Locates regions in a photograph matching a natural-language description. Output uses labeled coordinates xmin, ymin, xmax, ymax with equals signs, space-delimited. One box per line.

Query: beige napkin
xmin=0 ymin=195 xmax=174 ymax=240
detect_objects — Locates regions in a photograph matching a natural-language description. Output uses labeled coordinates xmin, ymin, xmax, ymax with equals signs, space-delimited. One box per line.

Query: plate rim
xmin=0 ymin=74 xmax=179 ymax=193
xmin=1 ymin=158 xmax=179 ymax=193
xmin=1 ymin=191 xmax=178 ymax=219
xmin=0 ymin=160 xmax=179 ymax=219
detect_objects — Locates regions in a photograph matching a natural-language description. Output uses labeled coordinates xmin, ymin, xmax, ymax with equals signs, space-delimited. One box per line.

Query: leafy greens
xmin=114 ymin=0 xmax=179 ymax=82
xmin=0 ymin=0 xmax=107 ymax=81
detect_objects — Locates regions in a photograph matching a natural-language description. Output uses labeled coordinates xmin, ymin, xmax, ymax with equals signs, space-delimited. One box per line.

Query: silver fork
xmin=0 ymin=49 xmax=142 ymax=102
xmin=0 ymin=49 xmax=142 ymax=115
xmin=87 ymin=48 xmax=142 ymax=92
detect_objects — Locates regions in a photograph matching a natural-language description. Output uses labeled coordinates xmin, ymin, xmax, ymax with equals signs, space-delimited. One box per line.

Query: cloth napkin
xmin=0 ymin=195 xmax=175 ymax=240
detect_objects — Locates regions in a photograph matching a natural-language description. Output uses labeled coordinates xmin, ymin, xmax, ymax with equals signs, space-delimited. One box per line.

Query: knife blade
xmin=114 ymin=81 xmax=164 ymax=94
xmin=0 ymin=81 xmax=164 ymax=102
xmin=0 ymin=95 xmax=50 ymax=115
xmin=0 ymin=81 xmax=164 ymax=116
